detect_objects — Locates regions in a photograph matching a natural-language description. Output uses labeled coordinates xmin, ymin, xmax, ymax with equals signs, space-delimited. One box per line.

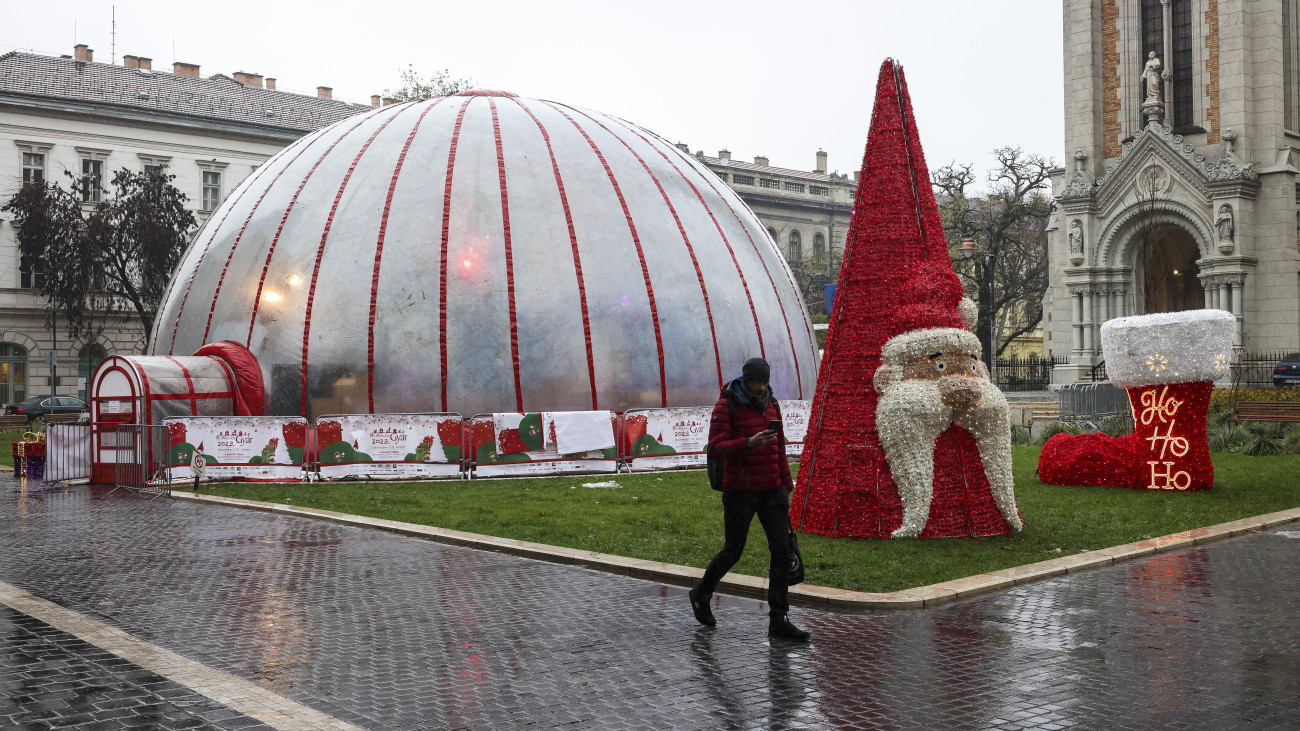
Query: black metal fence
xmin=1227 ymin=350 xmax=1298 ymax=388
xmin=993 ymin=355 xmax=1069 ymax=391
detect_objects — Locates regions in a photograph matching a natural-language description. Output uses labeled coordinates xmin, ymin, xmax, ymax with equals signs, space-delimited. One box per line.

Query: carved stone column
xmin=1218 ymin=279 xmax=1231 ymax=314
xmin=1081 ymin=289 xmax=1095 ymax=356
xmin=1099 ymin=286 xmax=1112 ymax=325
xmin=1228 ymin=275 xmax=1245 ymax=349
xmin=1071 ymin=290 xmax=1084 ymax=356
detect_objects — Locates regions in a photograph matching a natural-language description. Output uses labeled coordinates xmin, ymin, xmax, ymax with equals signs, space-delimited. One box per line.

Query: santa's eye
xmin=935 ymin=362 xmax=946 ymax=372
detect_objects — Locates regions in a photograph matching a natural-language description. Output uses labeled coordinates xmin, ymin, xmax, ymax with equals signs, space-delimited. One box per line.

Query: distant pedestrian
xmin=688 ymin=357 xmax=809 ymax=641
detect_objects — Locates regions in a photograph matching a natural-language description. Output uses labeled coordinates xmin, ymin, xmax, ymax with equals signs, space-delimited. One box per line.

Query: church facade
xmin=1047 ymin=0 xmax=1300 ymax=383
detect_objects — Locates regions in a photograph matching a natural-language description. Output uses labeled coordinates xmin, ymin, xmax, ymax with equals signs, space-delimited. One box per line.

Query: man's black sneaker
xmin=688 ymin=587 xmax=716 ymax=627
xmin=768 ymin=615 xmax=810 ymax=641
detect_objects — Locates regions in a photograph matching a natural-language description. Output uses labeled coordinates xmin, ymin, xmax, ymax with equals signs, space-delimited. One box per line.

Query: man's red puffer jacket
xmin=707 ymin=386 xmax=792 ymax=493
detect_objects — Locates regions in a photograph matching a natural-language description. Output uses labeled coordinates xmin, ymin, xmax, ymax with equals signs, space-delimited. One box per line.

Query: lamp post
xmin=956 ymin=208 xmax=998 ymax=382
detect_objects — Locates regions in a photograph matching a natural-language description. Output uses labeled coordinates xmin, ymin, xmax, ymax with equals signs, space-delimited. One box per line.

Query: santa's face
xmin=902 ymin=350 xmax=984 ymax=411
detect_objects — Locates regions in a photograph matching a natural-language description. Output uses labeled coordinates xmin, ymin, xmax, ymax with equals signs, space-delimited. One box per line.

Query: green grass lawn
xmin=0 ymin=428 xmax=31 ymax=468
xmin=203 ymin=446 xmax=1300 ymax=593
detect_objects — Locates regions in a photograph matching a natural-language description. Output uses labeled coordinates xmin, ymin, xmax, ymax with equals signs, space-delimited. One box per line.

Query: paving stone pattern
xmin=1 ymin=478 xmax=1299 ymax=729
xmin=0 ymin=603 xmax=273 ymax=730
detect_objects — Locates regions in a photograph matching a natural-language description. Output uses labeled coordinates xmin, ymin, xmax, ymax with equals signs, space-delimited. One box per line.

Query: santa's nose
xmin=938 ymin=377 xmax=982 ymax=410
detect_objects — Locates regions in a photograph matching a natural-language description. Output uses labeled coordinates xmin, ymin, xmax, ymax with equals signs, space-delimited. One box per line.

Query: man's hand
xmin=747 ymin=429 xmax=778 ymax=449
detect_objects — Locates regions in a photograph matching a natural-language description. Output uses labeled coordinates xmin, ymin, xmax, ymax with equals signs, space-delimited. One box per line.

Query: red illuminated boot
xmin=1038 ymin=310 xmax=1235 ymax=492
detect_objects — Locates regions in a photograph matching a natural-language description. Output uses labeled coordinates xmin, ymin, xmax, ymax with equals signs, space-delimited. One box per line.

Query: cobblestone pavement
xmin=1 ymin=477 xmax=1298 ymax=730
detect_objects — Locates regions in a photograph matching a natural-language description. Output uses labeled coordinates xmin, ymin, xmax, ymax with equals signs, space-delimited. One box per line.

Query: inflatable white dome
xmin=150 ymin=90 xmax=818 ymax=418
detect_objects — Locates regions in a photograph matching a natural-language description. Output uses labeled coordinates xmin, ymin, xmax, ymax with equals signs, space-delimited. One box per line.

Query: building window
xmin=809 ymin=185 xmax=829 ymax=196
xmin=77 ymin=343 xmax=108 ymax=402
xmin=22 ymin=153 xmax=44 ymax=185
xmin=201 ymin=171 xmax=222 ymax=211
xmin=715 ymin=171 xmax=728 ymax=181
xmin=1286 ymin=0 xmax=1300 ymax=130
xmin=785 ymin=182 xmax=805 ymax=193
xmin=1171 ymin=0 xmax=1192 ymax=126
xmin=813 ymin=232 xmax=825 ymax=261
xmin=20 ymin=251 xmax=43 ymax=290
xmin=788 ymin=230 xmax=802 ymax=261
xmin=760 ymin=178 xmax=781 ymax=189
xmin=767 ymin=227 xmax=778 ymax=241
xmin=143 ymin=164 xmax=164 ymax=177
xmin=733 ymin=175 xmax=755 ymax=186
xmin=81 ymin=159 xmax=103 ymax=202
xmin=0 ymin=343 xmax=28 ymax=405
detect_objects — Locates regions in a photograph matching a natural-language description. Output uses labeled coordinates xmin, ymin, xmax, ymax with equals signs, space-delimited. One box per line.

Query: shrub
xmin=1010 ymin=425 xmax=1033 ymax=445
xmin=1099 ymin=412 xmax=1134 ymax=437
xmin=1209 ymin=386 xmax=1300 ymax=415
xmin=1208 ymin=423 xmax=1252 ymax=453
xmin=1035 ymin=421 xmax=1082 ymax=446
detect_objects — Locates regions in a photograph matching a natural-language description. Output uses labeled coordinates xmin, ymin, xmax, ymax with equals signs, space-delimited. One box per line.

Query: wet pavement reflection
xmin=1 ymin=475 xmax=1298 ymax=729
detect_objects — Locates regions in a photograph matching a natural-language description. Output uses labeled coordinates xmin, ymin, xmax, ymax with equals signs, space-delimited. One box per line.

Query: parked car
xmin=3 ymin=396 xmax=87 ymax=423
xmin=1274 ymin=352 xmax=1300 ymax=387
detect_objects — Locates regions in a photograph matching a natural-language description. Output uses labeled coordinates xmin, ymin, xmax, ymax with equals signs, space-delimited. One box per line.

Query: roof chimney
xmin=371 ymin=95 xmax=381 ymax=107
xmin=73 ymin=44 xmax=93 ymax=62
xmin=816 ymin=149 xmax=828 ymax=174
xmin=754 ymin=155 xmax=769 ymax=166
xmin=718 ymin=149 xmax=731 ymax=160
xmin=382 ymin=96 xmax=398 ymax=106
xmin=317 ymin=86 xmax=333 ymax=99
xmin=233 ymin=71 xmax=264 ymax=88
xmin=138 ymin=57 xmax=152 ymax=70
xmin=675 ymin=142 xmax=690 ymax=153
xmin=173 ymin=61 xmax=200 ymax=78
xmin=265 ymin=77 xmax=277 ymax=91
xmin=123 ymin=55 xmax=139 ymax=69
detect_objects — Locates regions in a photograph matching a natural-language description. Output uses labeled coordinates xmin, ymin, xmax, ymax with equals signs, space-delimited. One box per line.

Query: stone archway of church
xmin=1137 ymin=227 xmax=1204 ymax=314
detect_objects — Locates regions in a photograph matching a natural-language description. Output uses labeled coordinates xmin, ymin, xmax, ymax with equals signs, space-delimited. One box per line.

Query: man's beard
xmin=875 ymin=375 xmax=1021 ymax=538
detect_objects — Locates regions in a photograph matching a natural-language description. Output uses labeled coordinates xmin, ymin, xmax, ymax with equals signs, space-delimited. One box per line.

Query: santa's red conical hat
xmin=791 ymin=60 xmax=1005 ymax=539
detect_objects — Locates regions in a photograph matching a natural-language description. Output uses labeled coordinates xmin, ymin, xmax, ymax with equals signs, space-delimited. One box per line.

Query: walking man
xmin=688 ymin=357 xmax=809 ymax=641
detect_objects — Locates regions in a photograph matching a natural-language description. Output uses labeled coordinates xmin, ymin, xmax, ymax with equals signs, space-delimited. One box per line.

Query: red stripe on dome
xmin=439 ymin=99 xmax=472 ymax=412
xmin=163 ymin=356 xmax=199 ymax=414
xmin=609 ymin=119 xmax=771 ymax=381
xmin=544 ymin=102 xmax=667 ymax=407
xmin=300 ymin=105 xmax=410 ymax=417
xmin=578 ymin=112 xmax=723 ymax=391
xmin=489 ymin=100 xmax=524 ymax=413
xmin=512 ymin=100 xmax=598 ymax=409
xmin=367 ymin=99 xmax=444 ymax=413
xmin=198 ymin=123 xmax=364 ymax=348
xmin=245 ymin=109 xmax=385 ymax=351
xmin=164 ymin=141 xmax=290 ymax=353
xmin=697 ymin=169 xmax=814 ymax=399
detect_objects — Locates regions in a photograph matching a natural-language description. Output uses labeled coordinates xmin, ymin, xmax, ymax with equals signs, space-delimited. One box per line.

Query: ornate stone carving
xmin=1096 ymin=123 xmax=1259 ymax=193
xmin=1067 ymin=219 xmax=1085 ymax=265
xmin=1059 ymin=148 xmax=1094 ymax=199
xmin=1215 ymin=204 xmax=1234 ymax=254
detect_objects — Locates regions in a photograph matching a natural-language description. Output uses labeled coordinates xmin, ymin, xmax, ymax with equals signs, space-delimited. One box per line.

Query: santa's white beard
xmin=875 ymin=376 xmax=1021 ymax=538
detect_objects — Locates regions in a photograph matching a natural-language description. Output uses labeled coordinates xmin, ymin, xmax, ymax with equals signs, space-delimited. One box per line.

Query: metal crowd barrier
xmin=1058 ymin=381 xmax=1128 ymax=426
xmin=44 ymin=424 xmax=92 ymax=483
xmin=108 ymin=424 xmax=175 ymax=500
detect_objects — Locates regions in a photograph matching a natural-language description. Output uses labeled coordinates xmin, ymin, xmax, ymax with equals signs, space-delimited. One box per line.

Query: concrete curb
xmin=170 ymin=491 xmax=1300 ymax=610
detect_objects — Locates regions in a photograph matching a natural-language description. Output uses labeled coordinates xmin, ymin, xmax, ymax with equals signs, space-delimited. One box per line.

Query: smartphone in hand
xmin=768 ymin=419 xmax=781 ymax=433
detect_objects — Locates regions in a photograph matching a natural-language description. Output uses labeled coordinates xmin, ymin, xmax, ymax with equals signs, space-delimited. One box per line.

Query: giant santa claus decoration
xmin=789 ymin=59 xmax=1022 ymax=539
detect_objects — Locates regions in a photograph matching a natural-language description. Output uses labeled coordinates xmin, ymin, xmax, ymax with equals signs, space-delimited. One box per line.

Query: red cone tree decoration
xmin=789 ymin=59 xmax=1017 ymax=539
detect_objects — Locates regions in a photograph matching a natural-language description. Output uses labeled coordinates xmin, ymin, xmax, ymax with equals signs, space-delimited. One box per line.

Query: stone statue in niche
xmin=1067 ymin=220 xmax=1084 ymax=265
xmin=1216 ymin=204 xmax=1234 ymax=254
xmin=1141 ymin=52 xmax=1169 ymax=103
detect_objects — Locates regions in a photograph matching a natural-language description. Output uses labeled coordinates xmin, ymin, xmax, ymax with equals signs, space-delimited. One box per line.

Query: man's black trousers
xmin=696 ymin=488 xmax=790 ymax=617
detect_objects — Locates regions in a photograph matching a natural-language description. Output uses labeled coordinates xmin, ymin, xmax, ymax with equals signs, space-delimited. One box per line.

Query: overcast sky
xmin=4 ymin=0 xmax=1064 ymax=188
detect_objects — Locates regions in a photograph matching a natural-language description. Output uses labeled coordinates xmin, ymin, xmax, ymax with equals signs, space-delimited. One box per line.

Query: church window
xmin=1171 ymin=0 xmax=1193 ymax=127
xmin=788 ymin=230 xmax=802 ymax=261
xmin=813 ymin=232 xmax=825 ymax=262
xmin=1286 ymin=0 xmax=1300 ymax=130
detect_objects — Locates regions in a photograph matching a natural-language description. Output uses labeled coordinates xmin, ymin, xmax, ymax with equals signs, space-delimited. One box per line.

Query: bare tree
xmin=384 ymin=65 xmax=476 ymax=101
xmin=933 ymin=146 xmax=1054 ymax=364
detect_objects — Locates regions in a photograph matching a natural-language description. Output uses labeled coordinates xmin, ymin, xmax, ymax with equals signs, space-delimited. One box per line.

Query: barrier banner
xmin=316 ymin=414 xmax=463 ymax=479
xmin=623 ymin=407 xmax=712 ymax=471
xmin=163 ymin=416 xmax=307 ymax=480
xmin=781 ymin=400 xmax=812 ymax=456
xmin=45 ymin=424 xmax=91 ymax=481
xmin=471 ymin=412 xmax=617 ymax=477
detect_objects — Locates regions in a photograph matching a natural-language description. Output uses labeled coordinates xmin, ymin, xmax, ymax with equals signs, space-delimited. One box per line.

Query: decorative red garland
xmin=790 ymin=60 xmax=1018 ymax=538
xmin=1038 ymin=381 xmax=1214 ymax=491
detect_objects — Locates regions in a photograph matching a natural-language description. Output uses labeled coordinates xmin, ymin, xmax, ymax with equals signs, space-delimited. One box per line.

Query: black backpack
xmin=707 ymin=395 xmax=780 ymax=491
